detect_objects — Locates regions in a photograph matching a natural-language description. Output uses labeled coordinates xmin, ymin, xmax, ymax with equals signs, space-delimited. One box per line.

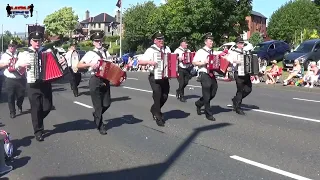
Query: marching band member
xmin=139 ymin=31 xmax=171 ymax=127
xmin=174 ymin=37 xmax=191 ymax=102
xmin=192 ymin=33 xmax=217 ymax=121
xmin=228 ymin=37 xmax=252 ymax=115
xmin=0 ymin=40 xmax=26 ymax=118
xmin=77 ymin=30 xmax=111 ymax=135
xmin=15 ymin=30 xmax=66 ymax=141
xmin=65 ymin=41 xmax=81 ymax=97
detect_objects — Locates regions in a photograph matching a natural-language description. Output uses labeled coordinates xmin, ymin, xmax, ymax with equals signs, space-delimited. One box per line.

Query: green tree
xmin=43 ymin=7 xmax=79 ymax=37
xmin=249 ymin=32 xmax=263 ymax=46
xmin=267 ymin=0 xmax=320 ymax=43
xmin=123 ymin=1 xmax=158 ymax=52
xmin=148 ymin=0 xmax=252 ymax=49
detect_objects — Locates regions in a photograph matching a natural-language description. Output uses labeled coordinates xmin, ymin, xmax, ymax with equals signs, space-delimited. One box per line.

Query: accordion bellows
xmin=95 ymin=60 xmax=127 ymax=86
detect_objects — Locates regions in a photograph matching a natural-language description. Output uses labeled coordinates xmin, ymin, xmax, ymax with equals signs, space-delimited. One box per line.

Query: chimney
xmin=85 ymin=10 xmax=89 ymax=20
xmin=116 ymin=10 xmax=120 ymax=23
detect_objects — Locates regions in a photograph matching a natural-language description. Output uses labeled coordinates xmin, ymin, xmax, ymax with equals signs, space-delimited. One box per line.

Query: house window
xmin=108 ymin=25 xmax=110 ymax=32
xmin=98 ymin=23 xmax=101 ymax=28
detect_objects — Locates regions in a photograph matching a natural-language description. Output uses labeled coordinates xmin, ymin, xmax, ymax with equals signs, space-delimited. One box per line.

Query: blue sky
xmin=0 ymin=0 xmax=290 ymax=33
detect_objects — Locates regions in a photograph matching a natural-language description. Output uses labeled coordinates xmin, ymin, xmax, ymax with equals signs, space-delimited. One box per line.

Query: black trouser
xmin=27 ymin=81 xmax=53 ymax=135
xmin=195 ymin=72 xmax=218 ymax=116
xmin=0 ymin=75 xmax=4 ymax=98
xmin=89 ymin=76 xmax=111 ymax=129
xmin=6 ymin=78 xmax=26 ymax=114
xmin=148 ymin=74 xmax=170 ymax=116
xmin=68 ymin=68 xmax=82 ymax=93
xmin=233 ymin=71 xmax=252 ymax=107
xmin=176 ymin=67 xmax=191 ymax=96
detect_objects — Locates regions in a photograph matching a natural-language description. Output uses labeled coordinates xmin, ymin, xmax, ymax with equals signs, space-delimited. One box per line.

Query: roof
xmin=251 ymin=10 xmax=267 ymax=19
xmin=80 ymin=13 xmax=116 ymax=24
xmin=302 ymin=39 xmax=320 ymax=44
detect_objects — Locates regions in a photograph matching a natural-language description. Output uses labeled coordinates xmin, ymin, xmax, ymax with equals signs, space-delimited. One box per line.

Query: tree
xmin=249 ymin=32 xmax=263 ymax=46
xmin=148 ymin=0 xmax=252 ymax=50
xmin=267 ymin=0 xmax=320 ymax=43
xmin=43 ymin=7 xmax=79 ymax=37
xmin=123 ymin=1 xmax=158 ymax=52
xmin=0 ymin=31 xmax=24 ymax=51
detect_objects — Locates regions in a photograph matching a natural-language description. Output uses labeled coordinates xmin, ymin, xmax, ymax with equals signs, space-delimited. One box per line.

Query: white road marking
xmin=187 ymin=85 xmax=201 ymax=88
xmin=127 ymin=78 xmax=139 ymax=80
xmin=230 ymin=155 xmax=313 ymax=180
xmin=292 ymin=98 xmax=320 ymax=103
xmin=123 ymin=86 xmax=176 ymax=97
xmin=226 ymin=104 xmax=320 ymax=123
xmin=123 ymin=86 xmax=320 ymax=123
xmin=73 ymin=101 xmax=93 ymax=108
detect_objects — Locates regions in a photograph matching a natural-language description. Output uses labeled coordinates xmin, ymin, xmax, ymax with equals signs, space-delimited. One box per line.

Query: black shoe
xmin=205 ymin=114 xmax=216 ymax=121
xmin=176 ymin=90 xmax=180 ymax=99
xmin=235 ymin=108 xmax=245 ymax=115
xmin=73 ymin=90 xmax=79 ymax=97
xmin=18 ymin=106 xmax=22 ymax=113
xmin=152 ymin=113 xmax=165 ymax=127
xmin=10 ymin=113 xmax=16 ymax=119
xmin=99 ymin=125 xmax=107 ymax=135
xmin=195 ymin=102 xmax=201 ymax=115
xmin=179 ymin=96 xmax=186 ymax=102
xmin=35 ymin=133 xmax=44 ymax=141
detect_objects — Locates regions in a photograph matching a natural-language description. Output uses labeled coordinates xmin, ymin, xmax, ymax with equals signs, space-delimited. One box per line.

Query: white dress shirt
xmin=142 ymin=44 xmax=171 ymax=73
xmin=192 ymin=46 xmax=212 ymax=73
xmin=80 ymin=48 xmax=112 ymax=74
xmin=1 ymin=50 xmax=24 ymax=79
xmin=174 ymin=47 xmax=191 ymax=69
xmin=227 ymin=48 xmax=244 ymax=71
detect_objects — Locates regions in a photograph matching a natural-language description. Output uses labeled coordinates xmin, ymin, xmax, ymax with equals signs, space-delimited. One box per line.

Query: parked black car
xmin=283 ymin=39 xmax=320 ymax=70
xmin=251 ymin=40 xmax=290 ymax=65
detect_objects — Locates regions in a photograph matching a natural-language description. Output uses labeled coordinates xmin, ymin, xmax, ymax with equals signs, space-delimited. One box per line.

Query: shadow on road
xmin=105 ymin=115 xmax=143 ymax=131
xmin=164 ymin=109 xmax=190 ymax=122
xmin=40 ymin=123 xmax=232 ymax=180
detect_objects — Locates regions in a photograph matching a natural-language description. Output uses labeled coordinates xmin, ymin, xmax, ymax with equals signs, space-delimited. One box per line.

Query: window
xmin=314 ymin=43 xmax=320 ymax=50
xmin=269 ymin=44 xmax=275 ymax=50
xmin=98 ymin=23 xmax=101 ymax=28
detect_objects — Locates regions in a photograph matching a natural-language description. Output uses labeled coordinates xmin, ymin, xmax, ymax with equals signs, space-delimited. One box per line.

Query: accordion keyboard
xmin=27 ymin=52 xmax=37 ymax=83
xmin=237 ymin=54 xmax=245 ymax=76
xmin=153 ymin=52 xmax=163 ymax=80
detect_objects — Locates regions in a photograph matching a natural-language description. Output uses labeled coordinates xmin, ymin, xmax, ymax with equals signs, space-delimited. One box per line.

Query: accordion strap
xmin=91 ymin=50 xmax=107 ymax=60
xmin=150 ymin=46 xmax=162 ymax=53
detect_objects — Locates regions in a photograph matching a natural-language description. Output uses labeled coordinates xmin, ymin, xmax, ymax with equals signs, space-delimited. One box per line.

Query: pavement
xmin=0 ymin=71 xmax=319 ymax=180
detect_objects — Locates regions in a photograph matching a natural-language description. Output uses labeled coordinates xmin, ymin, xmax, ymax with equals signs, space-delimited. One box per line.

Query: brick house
xmin=242 ymin=11 xmax=267 ymax=40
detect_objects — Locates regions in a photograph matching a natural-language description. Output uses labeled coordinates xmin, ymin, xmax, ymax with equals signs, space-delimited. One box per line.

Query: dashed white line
xmin=73 ymin=101 xmax=93 ymax=108
xmin=127 ymin=78 xmax=139 ymax=80
xmin=230 ymin=155 xmax=313 ymax=180
xmin=292 ymin=98 xmax=320 ymax=103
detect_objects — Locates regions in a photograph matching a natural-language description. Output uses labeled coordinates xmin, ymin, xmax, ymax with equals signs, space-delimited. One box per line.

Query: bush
xmin=104 ymin=36 xmax=120 ymax=43
xmin=79 ymin=40 xmax=93 ymax=47
xmin=109 ymin=47 xmax=120 ymax=55
xmin=80 ymin=46 xmax=93 ymax=51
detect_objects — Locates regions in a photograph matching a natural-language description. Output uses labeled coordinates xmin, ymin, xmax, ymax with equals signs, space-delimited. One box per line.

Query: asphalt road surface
xmin=0 ymin=72 xmax=319 ymax=180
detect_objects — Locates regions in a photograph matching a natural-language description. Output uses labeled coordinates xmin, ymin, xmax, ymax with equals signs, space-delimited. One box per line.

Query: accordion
xmin=71 ymin=51 xmax=80 ymax=73
xmin=237 ymin=54 xmax=259 ymax=76
xmin=182 ymin=52 xmax=196 ymax=64
xmin=95 ymin=60 xmax=127 ymax=86
xmin=8 ymin=57 xmax=27 ymax=75
xmin=26 ymin=49 xmax=64 ymax=83
xmin=153 ymin=52 xmax=178 ymax=80
xmin=207 ymin=55 xmax=230 ymax=74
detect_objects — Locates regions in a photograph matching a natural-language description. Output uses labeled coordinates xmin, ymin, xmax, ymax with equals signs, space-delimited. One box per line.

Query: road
xmin=0 ymin=71 xmax=319 ymax=180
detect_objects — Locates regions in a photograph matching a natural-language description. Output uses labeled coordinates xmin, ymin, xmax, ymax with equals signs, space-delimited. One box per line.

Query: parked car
xmin=214 ymin=41 xmax=253 ymax=55
xmin=283 ymin=39 xmax=320 ymax=70
xmin=251 ymin=40 xmax=290 ymax=65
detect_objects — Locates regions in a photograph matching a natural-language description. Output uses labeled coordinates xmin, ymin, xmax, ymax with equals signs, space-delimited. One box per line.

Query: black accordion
xmin=237 ymin=53 xmax=259 ymax=76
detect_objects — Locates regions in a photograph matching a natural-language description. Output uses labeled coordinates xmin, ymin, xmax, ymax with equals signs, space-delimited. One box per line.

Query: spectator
xmin=265 ymin=60 xmax=279 ymax=84
xmin=303 ymin=61 xmax=319 ymax=88
xmin=0 ymin=54 xmax=4 ymax=100
xmin=283 ymin=59 xmax=302 ymax=85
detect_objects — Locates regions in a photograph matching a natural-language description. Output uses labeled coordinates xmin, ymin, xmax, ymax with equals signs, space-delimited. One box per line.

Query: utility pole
xmin=1 ymin=24 xmax=3 ymax=53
